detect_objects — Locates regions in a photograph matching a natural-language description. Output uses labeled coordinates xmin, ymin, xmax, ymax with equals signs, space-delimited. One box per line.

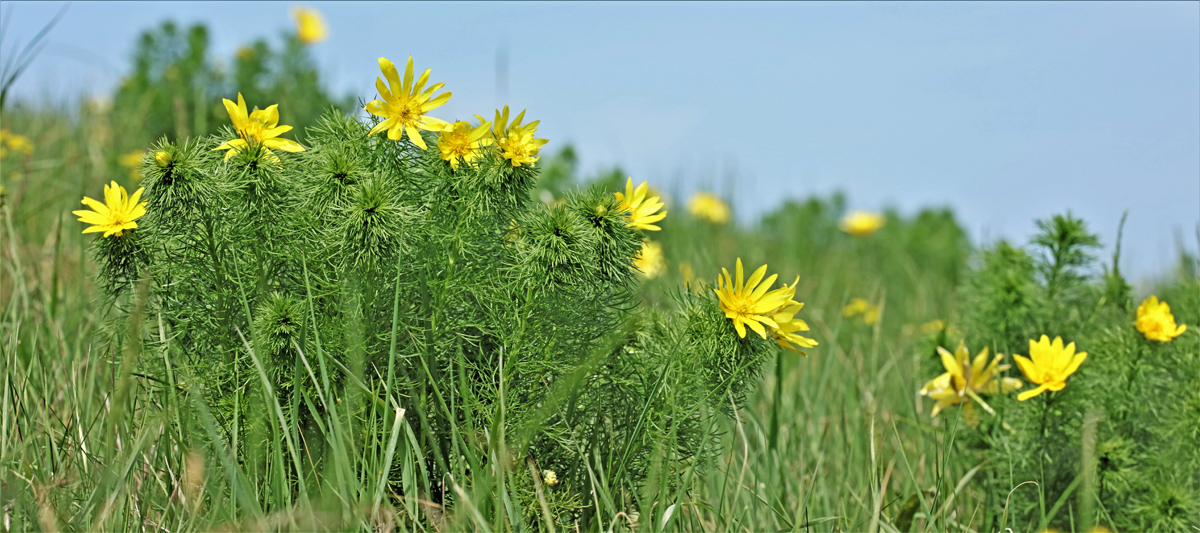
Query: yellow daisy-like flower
xmin=365 ymin=56 xmax=452 ymax=150
xmin=714 ymin=258 xmax=793 ymax=339
xmin=72 ymin=181 xmax=147 ymax=238
xmin=214 ymin=93 xmax=306 ymax=162
xmin=0 ymin=129 xmax=33 ymax=157
xmin=843 ymin=297 xmax=880 ymax=325
xmin=485 ymin=105 xmax=539 ymax=140
xmin=1135 ymin=295 xmax=1187 ymax=342
xmin=614 ymin=178 xmax=667 ymax=231
xmin=840 ymin=210 xmax=885 ymax=237
xmin=920 ymin=341 xmax=1022 ymax=418
xmin=497 ymin=127 xmax=548 ymax=167
xmin=437 ymin=120 xmax=492 ymax=170
xmin=634 ymin=241 xmax=666 ymax=279
xmin=687 ymin=192 xmax=731 ymax=224
xmin=118 ymin=150 xmax=145 ymax=180
xmin=1013 ymin=335 xmax=1087 ymax=401
xmin=292 ymin=6 xmax=328 ymax=45
xmin=764 ymin=277 xmax=816 ymax=355
xmin=481 ymin=106 xmax=547 ymax=167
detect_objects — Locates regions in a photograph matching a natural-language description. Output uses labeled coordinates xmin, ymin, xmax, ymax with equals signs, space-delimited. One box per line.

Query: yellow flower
xmin=921 ymin=319 xmax=946 ymax=335
xmin=614 ymin=178 xmax=667 ymax=231
xmin=118 ymin=150 xmax=145 ymax=180
xmin=0 ymin=129 xmax=33 ymax=157
xmin=1013 ymin=335 xmax=1088 ymax=401
xmin=542 ymin=470 xmax=558 ymax=487
xmin=714 ymin=258 xmax=793 ymax=339
xmin=768 ymin=277 xmax=818 ymax=355
xmin=365 ymin=56 xmax=451 ymax=150
xmin=482 ymin=106 xmax=547 ymax=167
xmin=920 ymin=341 xmax=1022 ymax=418
xmin=687 ymin=192 xmax=731 ymax=224
xmin=843 ymin=297 xmax=880 ymax=325
xmin=634 ymin=241 xmax=666 ymax=279
xmin=839 ymin=210 xmax=885 ymax=237
xmin=437 ymin=120 xmax=492 ymax=170
xmin=497 ymin=127 xmax=547 ymax=167
xmin=214 ymin=93 xmax=306 ymax=161
xmin=292 ymin=6 xmax=328 ymax=45
xmin=1135 ymin=295 xmax=1187 ymax=342
xmin=72 ymin=181 xmax=147 ymax=237
xmin=485 ymin=105 xmax=539 ymax=140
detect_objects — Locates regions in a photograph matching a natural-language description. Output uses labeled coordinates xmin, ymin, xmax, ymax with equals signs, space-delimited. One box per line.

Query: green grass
xmin=3 ymin=84 xmax=1197 ymax=533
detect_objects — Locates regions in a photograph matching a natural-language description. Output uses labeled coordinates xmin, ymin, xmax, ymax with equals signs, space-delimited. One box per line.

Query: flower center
xmin=446 ymin=133 xmax=472 ymax=156
xmin=240 ymin=121 xmax=267 ymax=144
xmin=389 ymin=100 xmax=423 ymax=126
xmin=727 ymin=292 xmax=757 ymax=317
xmin=501 ymin=135 xmax=529 ymax=157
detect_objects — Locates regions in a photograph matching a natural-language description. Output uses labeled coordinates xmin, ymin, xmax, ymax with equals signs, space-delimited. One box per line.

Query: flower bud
xmin=155 ymin=150 xmax=172 ymax=168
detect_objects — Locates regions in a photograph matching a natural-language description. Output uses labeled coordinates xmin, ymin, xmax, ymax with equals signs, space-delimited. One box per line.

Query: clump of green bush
xmin=924 ymin=213 xmax=1198 ymax=532
xmin=77 ymin=53 xmax=820 ymax=527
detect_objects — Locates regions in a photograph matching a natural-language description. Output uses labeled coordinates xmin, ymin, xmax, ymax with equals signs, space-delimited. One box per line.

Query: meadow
xmin=1 ymin=11 xmax=1197 ymax=533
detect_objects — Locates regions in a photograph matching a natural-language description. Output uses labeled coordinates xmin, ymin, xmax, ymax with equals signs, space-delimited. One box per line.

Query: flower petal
xmin=406 ymin=124 xmax=428 ymax=149
xmin=264 ymin=138 xmax=305 ymax=153
xmin=1018 ymin=383 xmax=1051 ymax=401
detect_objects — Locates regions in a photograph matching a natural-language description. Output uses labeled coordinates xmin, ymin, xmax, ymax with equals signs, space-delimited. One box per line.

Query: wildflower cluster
xmin=74 ymin=53 xmax=815 ymax=530
xmin=931 ymin=213 xmax=1198 ymax=531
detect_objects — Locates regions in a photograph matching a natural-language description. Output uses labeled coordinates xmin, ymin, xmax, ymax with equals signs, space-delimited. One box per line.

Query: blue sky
xmin=6 ymin=1 xmax=1199 ymax=281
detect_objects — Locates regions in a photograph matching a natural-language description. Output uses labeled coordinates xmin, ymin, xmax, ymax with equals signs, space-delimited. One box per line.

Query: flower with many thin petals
xmin=843 ymin=297 xmax=880 ymax=325
xmin=688 ymin=192 xmax=731 ymax=224
xmin=292 ymin=6 xmax=328 ymax=45
xmin=365 ymin=56 xmax=451 ymax=149
xmin=1013 ymin=335 xmax=1087 ymax=401
xmin=634 ymin=241 xmax=666 ymax=279
xmin=437 ymin=120 xmax=492 ymax=170
xmin=840 ymin=211 xmax=885 ymax=237
xmin=497 ymin=127 xmax=547 ymax=167
xmin=767 ymin=276 xmax=818 ymax=355
xmin=214 ymin=93 xmax=305 ymax=162
xmin=118 ymin=150 xmax=145 ymax=180
xmin=920 ymin=341 xmax=1022 ymax=418
xmin=614 ymin=178 xmax=667 ymax=231
xmin=72 ymin=181 xmax=147 ymax=237
xmin=1135 ymin=295 xmax=1187 ymax=342
xmin=714 ymin=258 xmax=793 ymax=339
xmin=481 ymin=106 xmax=547 ymax=167
xmin=0 ymin=129 xmax=33 ymax=157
